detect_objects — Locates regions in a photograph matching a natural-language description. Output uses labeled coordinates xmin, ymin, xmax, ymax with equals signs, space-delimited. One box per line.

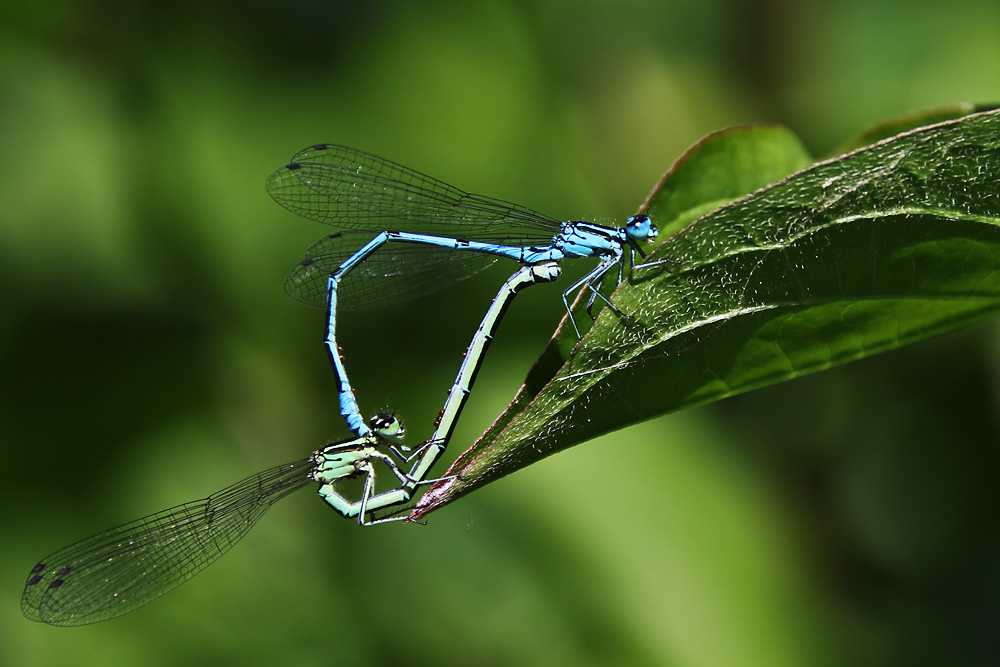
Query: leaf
xmin=829 ymin=103 xmax=999 ymax=156
xmin=411 ymin=107 xmax=1000 ymax=520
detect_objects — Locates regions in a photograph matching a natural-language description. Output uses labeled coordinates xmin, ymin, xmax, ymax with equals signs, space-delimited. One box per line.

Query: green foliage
xmin=415 ymin=107 xmax=1000 ymax=517
xmin=6 ymin=1 xmax=1000 ymax=664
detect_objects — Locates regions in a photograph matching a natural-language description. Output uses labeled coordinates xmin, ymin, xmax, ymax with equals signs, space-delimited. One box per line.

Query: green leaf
xmin=644 ymin=123 xmax=815 ymax=237
xmin=411 ymin=107 xmax=1000 ymax=520
xmin=829 ymin=103 xmax=1000 ymax=156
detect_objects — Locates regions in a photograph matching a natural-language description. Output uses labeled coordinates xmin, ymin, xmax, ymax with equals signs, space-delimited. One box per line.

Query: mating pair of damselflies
xmin=22 ymin=145 xmax=664 ymax=625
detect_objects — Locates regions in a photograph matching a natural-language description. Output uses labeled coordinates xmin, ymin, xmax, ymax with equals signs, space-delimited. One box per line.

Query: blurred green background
xmin=3 ymin=1 xmax=1000 ymax=665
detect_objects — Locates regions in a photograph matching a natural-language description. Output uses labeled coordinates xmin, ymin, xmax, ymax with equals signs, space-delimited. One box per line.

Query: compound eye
xmin=628 ymin=214 xmax=647 ymax=230
xmin=370 ymin=412 xmax=404 ymax=438
xmin=626 ymin=214 xmax=656 ymax=240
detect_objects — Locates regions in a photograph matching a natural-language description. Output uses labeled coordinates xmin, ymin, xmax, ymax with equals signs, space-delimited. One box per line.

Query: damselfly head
xmin=626 ymin=214 xmax=657 ymax=242
xmin=370 ymin=412 xmax=404 ymax=439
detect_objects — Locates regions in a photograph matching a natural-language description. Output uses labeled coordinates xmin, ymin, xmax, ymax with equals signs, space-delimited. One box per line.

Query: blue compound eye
xmin=626 ymin=214 xmax=657 ymax=240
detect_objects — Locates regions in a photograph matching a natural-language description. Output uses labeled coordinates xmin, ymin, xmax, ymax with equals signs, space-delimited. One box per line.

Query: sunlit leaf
xmin=413 ymin=107 xmax=1000 ymax=519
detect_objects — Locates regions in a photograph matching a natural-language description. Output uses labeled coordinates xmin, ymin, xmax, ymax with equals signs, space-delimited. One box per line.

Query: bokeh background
xmin=3 ymin=1 xmax=1000 ymax=665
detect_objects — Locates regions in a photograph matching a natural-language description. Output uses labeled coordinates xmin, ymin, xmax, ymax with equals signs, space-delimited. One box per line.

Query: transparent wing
xmin=284 ymin=231 xmax=502 ymax=310
xmin=266 ymin=144 xmax=563 ymax=245
xmin=22 ymin=458 xmax=314 ymax=626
